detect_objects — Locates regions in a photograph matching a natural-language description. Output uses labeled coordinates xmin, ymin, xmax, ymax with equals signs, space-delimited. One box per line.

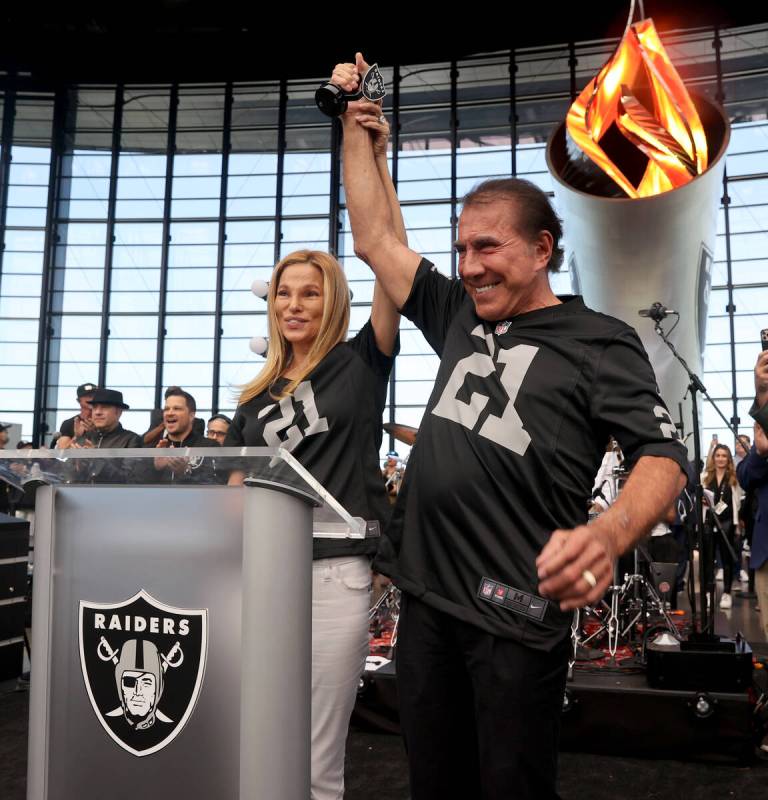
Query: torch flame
xmin=567 ymin=18 xmax=708 ymax=198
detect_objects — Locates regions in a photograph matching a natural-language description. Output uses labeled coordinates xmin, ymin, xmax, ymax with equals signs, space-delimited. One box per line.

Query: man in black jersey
xmin=337 ymin=53 xmax=688 ymax=800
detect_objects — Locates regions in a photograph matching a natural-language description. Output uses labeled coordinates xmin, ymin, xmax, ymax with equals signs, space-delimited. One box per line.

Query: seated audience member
xmin=65 ymin=389 xmax=143 ymax=483
xmin=56 ymin=382 xmax=98 ymax=448
xmin=147 ymin=388 xmax=219 ymax=484
xmin=206 ymin=413 xmax=232 ymax=443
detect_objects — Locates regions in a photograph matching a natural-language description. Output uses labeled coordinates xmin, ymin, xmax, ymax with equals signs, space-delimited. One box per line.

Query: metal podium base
xmin=27 ymin=484 xmax=313 ymax=800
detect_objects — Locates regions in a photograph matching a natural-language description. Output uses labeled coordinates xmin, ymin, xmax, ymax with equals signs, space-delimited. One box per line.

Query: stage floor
xmin=1 ymin=580 xmax=766 ymax=799
xmin=1 ymin=683 xmax=767 ymax=800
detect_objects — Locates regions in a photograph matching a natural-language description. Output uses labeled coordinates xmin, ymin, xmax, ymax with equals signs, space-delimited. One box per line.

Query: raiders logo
xmin=78 ymin=590 xmax=208 ymax=757
xmin=362 ymin=64 xmax=387 ymax=101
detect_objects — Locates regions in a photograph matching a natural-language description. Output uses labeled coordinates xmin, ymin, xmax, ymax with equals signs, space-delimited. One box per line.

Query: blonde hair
xmin=238 ymin=250 xmax=350 ymax=404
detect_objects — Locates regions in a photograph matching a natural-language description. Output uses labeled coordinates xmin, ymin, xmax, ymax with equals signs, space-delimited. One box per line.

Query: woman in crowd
xmin=702 ymin=443 xmax=744 ymax=609
xmin=226 ymin=103 xmax=402 ymax=798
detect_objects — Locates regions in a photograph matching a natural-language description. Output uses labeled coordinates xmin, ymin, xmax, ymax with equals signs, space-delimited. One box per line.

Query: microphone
xmin=638 ymin=302 xmax=677 ymax=322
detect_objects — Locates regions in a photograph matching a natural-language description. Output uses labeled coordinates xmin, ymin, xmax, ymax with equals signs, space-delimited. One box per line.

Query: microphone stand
xmin=651 ymin=315 xmax=738 ymax=644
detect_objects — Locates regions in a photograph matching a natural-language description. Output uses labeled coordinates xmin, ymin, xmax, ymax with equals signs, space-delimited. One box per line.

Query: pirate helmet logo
xmin=362 ymin=64 xmax=387 ymax=102
xmin=79 ymin=590 xmax=207 ymax=757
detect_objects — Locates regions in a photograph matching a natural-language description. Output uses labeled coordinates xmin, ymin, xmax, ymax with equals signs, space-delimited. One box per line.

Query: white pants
xmin=311 ymin=556 xmax=371 ymax=800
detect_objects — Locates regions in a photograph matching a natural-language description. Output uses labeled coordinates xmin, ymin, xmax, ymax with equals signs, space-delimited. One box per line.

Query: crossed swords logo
xmin=363 ymin=64 xmax=386 ymax=102
xmin=97 ymin=635 xmax=184 ymax=723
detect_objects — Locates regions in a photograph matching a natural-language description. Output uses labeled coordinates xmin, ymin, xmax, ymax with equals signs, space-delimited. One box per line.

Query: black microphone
xmin=638 ymin=302 xmax=677 ymax=322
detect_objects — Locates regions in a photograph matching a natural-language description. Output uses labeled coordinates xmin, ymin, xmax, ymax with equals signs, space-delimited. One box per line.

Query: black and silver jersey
xmin=376 ymin=259 xmax=688 ymax=650
xmin=226 ymin=320 xmax=396 ymax=560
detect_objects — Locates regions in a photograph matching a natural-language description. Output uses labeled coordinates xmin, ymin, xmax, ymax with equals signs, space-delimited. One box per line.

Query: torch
xmin=546 ymin=14 xmax=729 ymax=442
xmin=547 ymin=10 xmax=736 ymax=643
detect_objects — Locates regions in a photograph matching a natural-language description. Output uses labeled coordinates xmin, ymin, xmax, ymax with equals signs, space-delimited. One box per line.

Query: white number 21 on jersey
xmin=431 ymin=344 xmax=538 ymax=455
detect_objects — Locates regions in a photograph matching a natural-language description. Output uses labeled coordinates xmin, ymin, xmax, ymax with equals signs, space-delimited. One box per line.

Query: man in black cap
xmin=56 ymin=382 xmax=98 ymax=448
xmin=65 ymin=389 xmax=142 ymax=450
xmin=64 ymin=389 xmax=143 ymax=483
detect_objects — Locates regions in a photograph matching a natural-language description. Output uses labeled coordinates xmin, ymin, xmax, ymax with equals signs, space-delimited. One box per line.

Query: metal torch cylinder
xmin=546 ymin=96 xmax=730 ymax=443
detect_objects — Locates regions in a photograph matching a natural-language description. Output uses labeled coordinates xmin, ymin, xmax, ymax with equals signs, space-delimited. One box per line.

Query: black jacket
xmin=83 ymin=423 xmax=143 ymax=450
xmin=79 ymin=423 xmax=143 ymax=483
xmin=142 ymin=429 xmax=223 ymax=484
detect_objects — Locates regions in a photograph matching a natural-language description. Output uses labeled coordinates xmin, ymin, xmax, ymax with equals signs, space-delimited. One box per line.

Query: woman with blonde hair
xmin=226 ymin=105 xmax=402 ymax=799
xmin=701 ymin=443 xmax=743 ymax=609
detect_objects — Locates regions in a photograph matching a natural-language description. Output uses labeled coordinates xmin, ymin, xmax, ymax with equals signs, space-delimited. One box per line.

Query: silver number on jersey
xmin=431 ymin=343 xmax=539 ymax=455
xmin=653 ymin=405 xmax=678 ymax=440
xmin=260 ymin=380 xmax=329 ymax=452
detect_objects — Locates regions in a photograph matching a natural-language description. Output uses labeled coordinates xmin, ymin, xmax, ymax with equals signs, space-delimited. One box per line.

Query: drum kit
xmin=570 ymin=442 xmax=682 ymax=671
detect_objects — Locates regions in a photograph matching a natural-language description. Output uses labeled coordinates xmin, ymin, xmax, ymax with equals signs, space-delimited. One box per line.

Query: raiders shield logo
xmin=362 ymin=64 xmax=387 ymax=101
xmin=79 ymin=590 xmax=208 ymax=757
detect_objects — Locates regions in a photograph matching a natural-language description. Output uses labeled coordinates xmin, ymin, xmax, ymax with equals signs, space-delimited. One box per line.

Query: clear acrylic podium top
xmin=0 ymin=446 xmax=368 ymax=539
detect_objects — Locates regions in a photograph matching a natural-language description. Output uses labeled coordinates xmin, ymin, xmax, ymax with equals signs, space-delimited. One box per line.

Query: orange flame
xmin=567 ymin=18 xmax=708 ymax=198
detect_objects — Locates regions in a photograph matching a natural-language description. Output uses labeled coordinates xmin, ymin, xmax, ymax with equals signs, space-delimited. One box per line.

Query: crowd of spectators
xmin=49 ymin=382 xmax=232 ymax=454
xmin=0 ymin=383 xmax=234 ymax=495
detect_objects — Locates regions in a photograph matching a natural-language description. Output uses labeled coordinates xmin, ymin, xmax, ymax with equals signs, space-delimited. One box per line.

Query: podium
xmin=0 ymin=447 xmax=367 ymax=800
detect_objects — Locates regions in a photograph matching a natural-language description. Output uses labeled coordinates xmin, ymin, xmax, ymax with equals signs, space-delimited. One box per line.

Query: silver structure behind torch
xmin=546 ymin=96 xmax=730 ymax=445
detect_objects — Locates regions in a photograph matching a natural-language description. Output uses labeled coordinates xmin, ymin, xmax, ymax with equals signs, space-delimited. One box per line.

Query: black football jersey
xmin=375 ymin=260 xmax=688 ymax=650
xmin=226 ymin=320 xmax=395 ymax=560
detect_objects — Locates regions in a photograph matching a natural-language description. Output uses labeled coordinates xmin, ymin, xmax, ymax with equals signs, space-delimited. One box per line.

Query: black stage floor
xmin=2 ymin=583 xmax=767 ymax=799
xmin=2 ymin=684 xmax=767 ymax=800
xmin=343 ymin=728 xmax=768 ymax=800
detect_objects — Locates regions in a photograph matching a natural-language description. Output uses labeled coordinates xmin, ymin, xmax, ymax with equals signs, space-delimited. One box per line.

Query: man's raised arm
xmin=338 ymin=53 xmax=421 ymax=309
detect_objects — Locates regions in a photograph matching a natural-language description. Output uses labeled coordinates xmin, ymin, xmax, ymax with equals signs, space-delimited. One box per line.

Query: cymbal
xmin=383 ymin=422 xmax=418 ymax=446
